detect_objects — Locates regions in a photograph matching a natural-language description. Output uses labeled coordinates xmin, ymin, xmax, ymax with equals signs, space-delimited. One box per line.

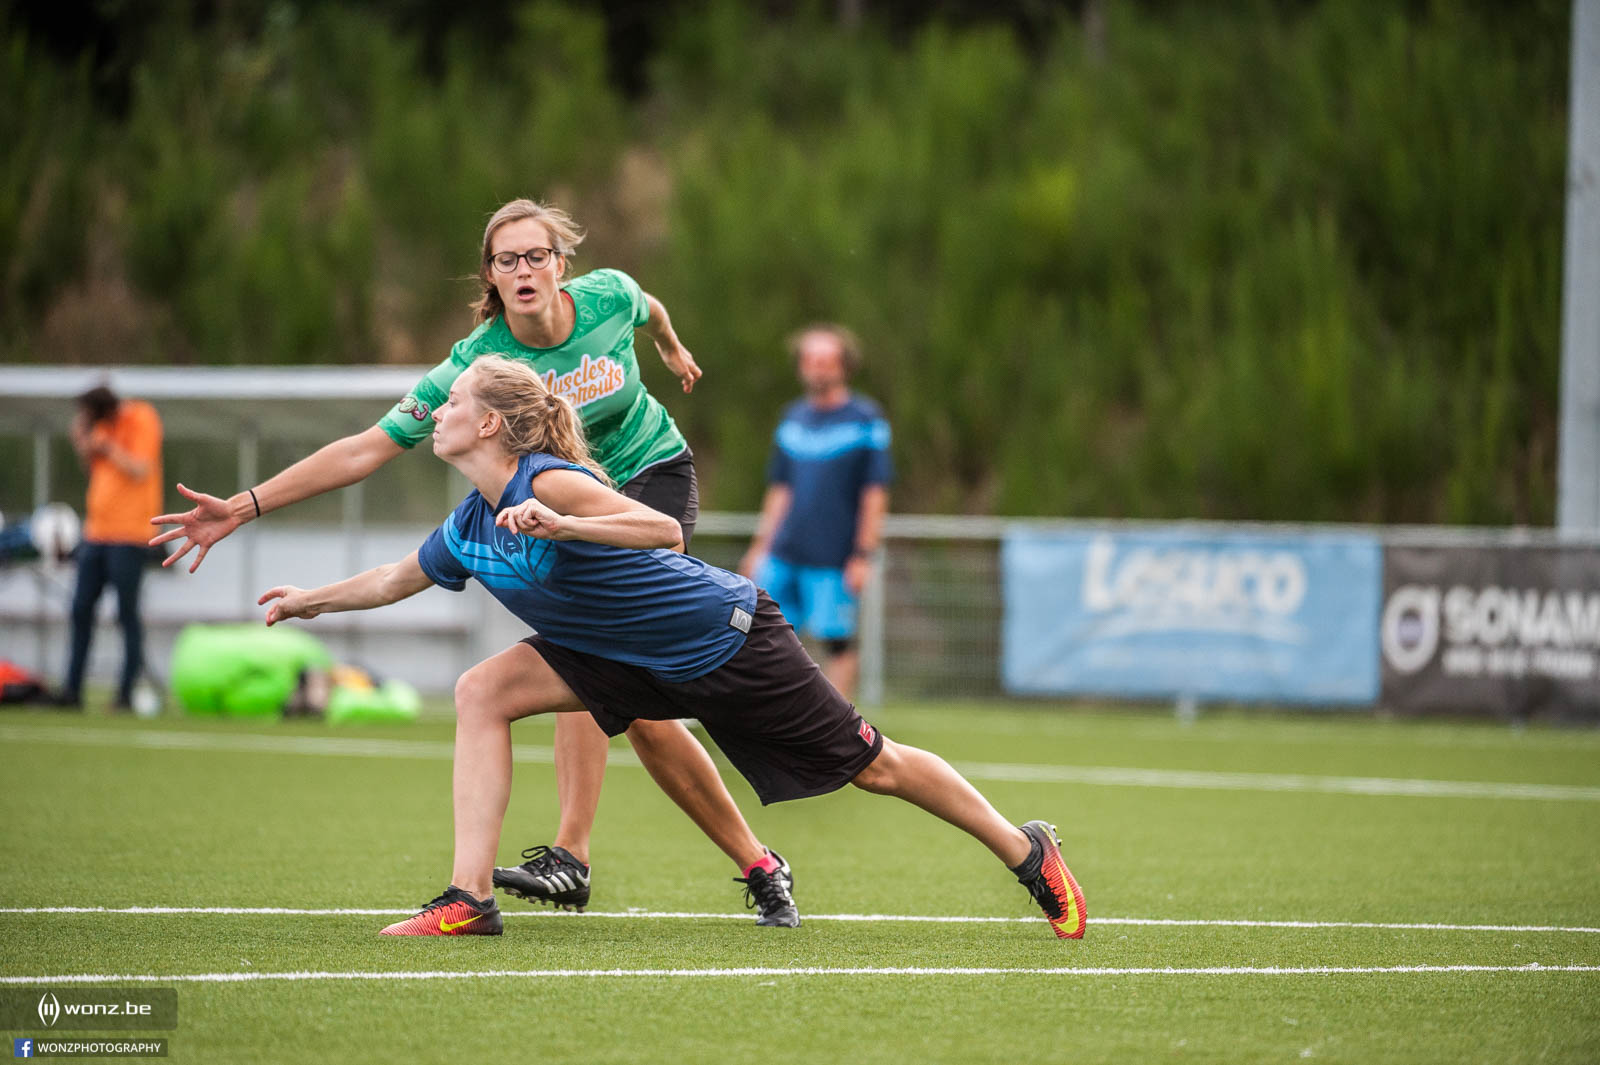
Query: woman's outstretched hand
xmin=258 ymin=586 xmax=318 ymax=626
xmin=149 ymin=483 xmax=243 ymax=573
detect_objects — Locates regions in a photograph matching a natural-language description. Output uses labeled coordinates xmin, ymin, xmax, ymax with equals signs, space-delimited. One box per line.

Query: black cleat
xmin=735 ymin=851 xmax=800 ymax=928
xmin=493 ymin=845 xmax=591 ymax=911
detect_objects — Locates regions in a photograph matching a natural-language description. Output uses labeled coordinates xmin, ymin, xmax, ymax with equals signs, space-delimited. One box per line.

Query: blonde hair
xmin=471 ymin=200 xmax=587 ymax=324
xmin=787 ymin=322 xmax=863 ymax=376
xmin=464 ymin=355 xmax=612 ymax=485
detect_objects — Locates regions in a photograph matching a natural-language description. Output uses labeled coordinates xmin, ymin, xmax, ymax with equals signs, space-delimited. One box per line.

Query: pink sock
xmin=742 ymin=852 xmax=780 ymax=878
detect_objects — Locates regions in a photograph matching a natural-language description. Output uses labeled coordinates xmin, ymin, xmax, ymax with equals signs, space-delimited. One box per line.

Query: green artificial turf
xmin=1 ymin=702 xmax=1597 ymax=1063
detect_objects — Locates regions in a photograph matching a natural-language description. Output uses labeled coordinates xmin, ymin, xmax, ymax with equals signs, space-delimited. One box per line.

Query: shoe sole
xmin=754 ymin=910 xmax=801 ymax=928
xmin=379 ymin=913 xmax=504 ymax=936
xmin=1022 ymin=820 xmax=1086 ymax=940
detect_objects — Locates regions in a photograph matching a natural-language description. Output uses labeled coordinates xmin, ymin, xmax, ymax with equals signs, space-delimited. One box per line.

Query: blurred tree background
xmin=0 ymin=0 xmax=1571 ymax=523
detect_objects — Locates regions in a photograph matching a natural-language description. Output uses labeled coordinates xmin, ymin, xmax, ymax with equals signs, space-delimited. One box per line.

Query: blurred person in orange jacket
xmin=60 ymin=385 xmax=163 ymax=709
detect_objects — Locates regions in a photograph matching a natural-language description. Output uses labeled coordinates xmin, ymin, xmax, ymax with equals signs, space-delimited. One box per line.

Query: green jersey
xmin=377 ymin=268 xmax=689 ymax=485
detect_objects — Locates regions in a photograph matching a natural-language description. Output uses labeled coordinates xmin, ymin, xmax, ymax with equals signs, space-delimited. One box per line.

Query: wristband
xmin=248 ymin=488 xmax=262 ymax=519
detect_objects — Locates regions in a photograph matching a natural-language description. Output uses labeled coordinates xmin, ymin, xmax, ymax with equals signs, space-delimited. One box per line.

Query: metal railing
xmin=7 ymin=511 xmax=1597 ymax=706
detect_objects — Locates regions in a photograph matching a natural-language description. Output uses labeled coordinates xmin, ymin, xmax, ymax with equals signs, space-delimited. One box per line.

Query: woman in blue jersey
xmin=258 ymin=356 xmax=1087 ymax=940
xmin=153 ymin=200 xmax=766 ymax=916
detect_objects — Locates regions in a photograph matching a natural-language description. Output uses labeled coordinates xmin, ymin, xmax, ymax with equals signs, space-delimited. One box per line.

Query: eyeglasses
xmin=489 ymin=248 xmax=559 ymax=273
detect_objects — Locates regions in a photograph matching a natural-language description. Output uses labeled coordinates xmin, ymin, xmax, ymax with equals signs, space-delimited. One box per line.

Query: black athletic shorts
xmin=619 ymin=448 xmax=698 ymax=548
xmin=522 ymin=591 xmax=884 ymax=805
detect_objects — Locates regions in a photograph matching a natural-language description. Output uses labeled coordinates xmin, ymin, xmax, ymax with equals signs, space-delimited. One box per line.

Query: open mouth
xmin=515 ymin=284 xmax=537 ymax=301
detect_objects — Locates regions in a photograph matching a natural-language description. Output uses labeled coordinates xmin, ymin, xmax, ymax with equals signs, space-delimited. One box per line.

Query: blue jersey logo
xmin=445 ymin=514 xmax=555 ymax=589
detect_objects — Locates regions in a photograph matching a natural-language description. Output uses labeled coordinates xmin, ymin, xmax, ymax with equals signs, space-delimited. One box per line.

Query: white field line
xmin=0 ymin=723 xmax=593 ymax=767
xmin=950 ymin=760 xmax=1600 ymax=800
xmin=871 ymin=710 xmax=1600 ymax=752
xmin=4 ymin=722 xmax=1597 ymax=802
xmin=2 ymin=964 xmax=1598 ymax=985
xmin=1 ymin=906 xmax=1596 ymax=935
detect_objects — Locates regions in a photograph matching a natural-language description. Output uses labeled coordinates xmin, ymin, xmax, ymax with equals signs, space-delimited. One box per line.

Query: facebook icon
xmin=12 ymin=1039 xmax=31 ymax=1058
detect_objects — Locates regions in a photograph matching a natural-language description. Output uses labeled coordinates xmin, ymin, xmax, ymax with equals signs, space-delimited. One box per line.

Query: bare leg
xmin=449 ymin=643 xmax=584 ymax=898
xmin=625 ymin=719 xmax=767 ymax=870
xmin=824 ymin=648 xmax=859 ymax=703
xmin=851 ymin=738 xmax=1031 ymax=867
xmin=550 ymin=712 xmax=610 ymax=865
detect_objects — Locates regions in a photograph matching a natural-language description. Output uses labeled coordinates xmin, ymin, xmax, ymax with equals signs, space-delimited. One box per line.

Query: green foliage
xmin=650 ymin=0 xmax=1567 ymax=521
xmin=0 ymin=32 xmax=97 ymax=339
xmin=108 ymin=2 xmax=626 ymax=364
xmin=0 ymin=0 xmax=1571 ymax=522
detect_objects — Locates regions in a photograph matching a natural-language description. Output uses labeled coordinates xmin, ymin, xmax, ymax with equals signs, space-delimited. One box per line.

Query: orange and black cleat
xmin=380 ymin=885 xmax=503 ymax=936
xmin=1012 ymin=821 xmax=1087 ymax=939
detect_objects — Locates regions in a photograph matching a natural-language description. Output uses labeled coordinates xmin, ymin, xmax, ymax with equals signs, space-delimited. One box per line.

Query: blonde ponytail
xmin=465 ymin=355 xmax=612 ymax=486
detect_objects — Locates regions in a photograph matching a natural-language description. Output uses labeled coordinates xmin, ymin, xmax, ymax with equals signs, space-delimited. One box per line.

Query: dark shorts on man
xmin=619 ymin=448 xmax=698 ymax=548
xmin=522 ymin=591 xmax=883 ymax=805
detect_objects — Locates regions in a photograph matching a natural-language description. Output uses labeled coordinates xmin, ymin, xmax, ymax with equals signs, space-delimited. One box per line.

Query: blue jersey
xmin=767 ymin=395 xmax=893 ymax=569
xmin=417 ymin=453 xmax=757 ymax=682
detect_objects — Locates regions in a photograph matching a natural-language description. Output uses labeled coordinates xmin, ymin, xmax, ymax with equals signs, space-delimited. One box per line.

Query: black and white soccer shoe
xmin=493 ymin=845 xmax=592 ymax=911
xmin=734 ymin=850 xmax=799 ymax=928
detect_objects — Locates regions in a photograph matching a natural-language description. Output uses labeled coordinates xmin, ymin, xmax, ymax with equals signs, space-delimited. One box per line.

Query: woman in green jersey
xmin=152 ymin=200 xmax=788 ymax=919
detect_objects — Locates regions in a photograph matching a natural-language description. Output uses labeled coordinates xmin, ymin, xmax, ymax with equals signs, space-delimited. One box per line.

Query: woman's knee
xmin=453 ymin=665 xmax=504 ymax=722
xmin=624 ymin=717 xmax=697 ymax=757
xmin=851 ymin=740 xmax=901 ymax=793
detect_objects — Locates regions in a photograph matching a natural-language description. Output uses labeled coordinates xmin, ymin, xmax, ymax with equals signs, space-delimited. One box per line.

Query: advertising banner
xmin=1380 ymin=545 xmax=1600 ymax=717
xmin=1001 ymin=528 xmax=1382 ymax=703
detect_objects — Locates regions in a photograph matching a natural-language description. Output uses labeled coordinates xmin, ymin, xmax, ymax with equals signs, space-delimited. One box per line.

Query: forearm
xmin=297 ymin=562 xmax=420 ymax=615
xmin=748 ymin=486 xmax=793 ymax=552
xmin=236 ymin=428 xmax=402 ymax=523
xmin=103 ymin=443 xmax=151 ymax=480
xmin=853 ymin=485 xmax=889 ymax=556
xmin=638 ymin=293 xmax=678 ymax=346
xmin=557 ymin=509 xmax=682 ymax=549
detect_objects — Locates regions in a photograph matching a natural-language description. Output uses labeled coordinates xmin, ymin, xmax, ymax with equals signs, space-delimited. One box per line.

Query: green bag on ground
xmin=325 ymin=679 xmax=422 ymax=725
xmin=170 ymin=624 xmax=333 ymax=717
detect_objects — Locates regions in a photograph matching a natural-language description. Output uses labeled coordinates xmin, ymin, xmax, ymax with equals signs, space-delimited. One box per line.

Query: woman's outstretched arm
xmin=152 ymin=426 xmax=405 ymax=572
xmin=259 ymin=550 xmax=434 ymax=626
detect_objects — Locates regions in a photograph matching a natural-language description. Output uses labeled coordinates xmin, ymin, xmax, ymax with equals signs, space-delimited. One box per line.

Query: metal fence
xmin=2 ymin=511 xmax=1010 ymax=705
xmin=9 ymin=500 xmax=1600 ymax=707
xmin=693 ymin=514 xmax=1008 ymax=703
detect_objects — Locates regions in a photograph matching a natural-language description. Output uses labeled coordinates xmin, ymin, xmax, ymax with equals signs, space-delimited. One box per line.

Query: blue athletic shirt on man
xmin=416 ymin=452 xmax=756 ymax=682
xmin=766 ymin=395 xmax=893 ymax=569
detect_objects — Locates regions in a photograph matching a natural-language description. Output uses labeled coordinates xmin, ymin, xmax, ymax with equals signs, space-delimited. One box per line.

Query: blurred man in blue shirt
xmin=740 ymin=324 xmax=891 ymax=700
